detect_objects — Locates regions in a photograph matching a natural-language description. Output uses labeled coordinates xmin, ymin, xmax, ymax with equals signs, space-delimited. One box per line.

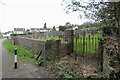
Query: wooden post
xmin=81 ymin=37 xmax=82 ymax=54
xmin=89 ymin=35 xmax=91 ymax=54
xmin=95 ymin=37 xmax=97 ymax=55
xmin=76 ymin=37 xmax=77 ymax=53
xmin=92 ymin=37 xmax=94 ymax=55
xmin=75 ymin=36 xmax=77 ymax=60
xmin=98 ymin=38 xmax=99 ymax=57
xmin=83 ymin=31 xmax=85 ymax=56
xmin=99 ymin=38 xmax=104 ymax=72
xmin=71 ymin=30 xmax=74 ymax=53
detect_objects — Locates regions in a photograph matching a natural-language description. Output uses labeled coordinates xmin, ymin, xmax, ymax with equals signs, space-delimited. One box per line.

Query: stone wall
xmin=11 ymin=36 xmax=63 ymax=61
xmin=45 ymin=40 xmax=61 ymax=61
xmin=60 ymin=42 xmax=68 ymax=57
xmin=16 ymin=37 xmax=45 ymax=52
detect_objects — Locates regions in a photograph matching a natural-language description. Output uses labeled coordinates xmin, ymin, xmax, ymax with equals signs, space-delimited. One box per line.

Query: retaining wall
xmin=11 ymin=36 xmax=67 ymax=61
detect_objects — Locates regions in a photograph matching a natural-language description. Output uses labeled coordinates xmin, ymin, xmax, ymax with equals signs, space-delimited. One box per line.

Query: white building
xmin=14 ymin=28 xmax=25 ymax=34
xmin=3 ymin=31 xmax=13 ymax=38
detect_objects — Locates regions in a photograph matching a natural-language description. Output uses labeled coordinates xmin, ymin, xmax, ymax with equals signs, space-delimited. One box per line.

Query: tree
xmin=62 ymin=0 xmax=120 ymax=35
xmin=65 ymin=22 xmax=71 ymax=26
xmin=44 ymin=23 xmax=47 ymax=29
xmin=52 ymin=26 xmax=56 ymax=31
xmin=59 ymin=25 xmax=66 ymax=31
xmin=26 ymin=29 xmax=30 ymax=32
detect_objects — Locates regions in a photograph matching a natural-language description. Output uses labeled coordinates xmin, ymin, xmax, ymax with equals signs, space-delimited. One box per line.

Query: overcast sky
xmin=0 ymin=0 xmax=90 ymax=32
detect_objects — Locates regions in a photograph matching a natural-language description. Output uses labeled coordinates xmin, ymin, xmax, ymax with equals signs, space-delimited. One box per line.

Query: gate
xmin=60 ymin=29 xmax=103 ymax=70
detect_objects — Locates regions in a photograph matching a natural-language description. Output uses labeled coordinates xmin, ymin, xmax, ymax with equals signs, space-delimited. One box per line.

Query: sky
xmin=0 ymin=0 xmax=90 ymax=33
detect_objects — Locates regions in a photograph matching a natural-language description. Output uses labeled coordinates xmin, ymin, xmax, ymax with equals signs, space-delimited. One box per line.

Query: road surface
xmin=0 ymin=39 xmax=48 ymax=79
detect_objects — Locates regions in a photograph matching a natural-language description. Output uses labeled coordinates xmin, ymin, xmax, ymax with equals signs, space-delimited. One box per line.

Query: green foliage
xmin=34 ymin=51 xmax=38 ymax=55
xmin=44 ymin=23 xmax=47 ymax=29
xmin=2 ymin=39 xmax=35 ymax=61
xmin=35 ymin=56 xmax=44 ymax=66
xmin=80 ymin=27 xmax=98 ymax=30
xmin=100 ymin=26 xmax=118 ymax=36
xmin=100 ymin=26 xmax=112 ymax=36
xmin=31 ymin=37 xmax=33 ymax=39
xmin=55 ymin=66 xmax=76 ymax=78
xmin=62 ymin=1 xmax=120 ymax=23
xmin=65 ymin=73 xmax=73 ymax=78
xmin=62 ymin=1 xmax=120 ymax=36
xmin=10 ymin=34 xmax=26 ymax=36
xmin=59 ymin=26 xmax=66 ymax=31
xmin=38 ymin=36 xmax=60 ymax=41
xmin=52 ymin=26 xmax=56 ymax=31
xmin=0 ymin=37 xmax=5 ymax=39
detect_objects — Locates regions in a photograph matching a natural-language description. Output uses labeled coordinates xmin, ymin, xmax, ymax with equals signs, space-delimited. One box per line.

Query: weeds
xmin=34 ymin=56 xmax=44 ymax=66
xmin=3 ymin=39 xmax=36 ymax=61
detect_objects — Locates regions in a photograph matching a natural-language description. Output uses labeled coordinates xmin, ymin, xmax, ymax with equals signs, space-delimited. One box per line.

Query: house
xmin=30 ymin=28 xmax=40 ymax=33
xmin=40 ymin=28 xmax=51 ymax=32
xmin=3 ymin=31 xmax=13 ymax=38
xmin=72 ymin=25 xmax=78 ymax=30
xmin=30 ymin=28 xmax=51 ymax=33
xmin=14 ymin=28 xmax=25 ymax=34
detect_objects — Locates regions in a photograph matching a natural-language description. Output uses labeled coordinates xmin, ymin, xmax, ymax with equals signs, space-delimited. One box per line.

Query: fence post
xmin=83 ymin=31 xmax=85 ymax=56
xmin=71 ymin=30 xmax=74 ymax=53
xmin=92 ymin=37 xmax=94 ymax=55
xmin=14 ymin=48 xmax=17 ymax=69
xmin=89 ymin=35 xmax=91 ymax=54
xmin=99 ymin=38 xmax=104 ymax=72
xmin=75 ymin=36 xmax=77 ymax=60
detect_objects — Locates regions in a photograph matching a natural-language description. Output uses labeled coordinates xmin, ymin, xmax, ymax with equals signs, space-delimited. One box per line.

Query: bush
xmin=100 ymin=26 xmax=118 ymax=36
xmin=10 ymin=34 xmax=26 ymax=36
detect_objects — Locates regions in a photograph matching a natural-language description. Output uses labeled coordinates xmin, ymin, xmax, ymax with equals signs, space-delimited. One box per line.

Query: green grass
xmin=37 ymin=36 xmax=65 ymax=42
xmin=2 ymin=39 xmax=36 ymax=61
xmin=0 ymin=37 xmax=5 ymax=39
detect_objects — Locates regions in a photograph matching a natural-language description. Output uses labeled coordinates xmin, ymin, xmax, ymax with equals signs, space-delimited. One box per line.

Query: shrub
xmin=10 ymin=34 xmax=26 ymax=36
xmin=100 ymin=26 xmax=118 ymax=36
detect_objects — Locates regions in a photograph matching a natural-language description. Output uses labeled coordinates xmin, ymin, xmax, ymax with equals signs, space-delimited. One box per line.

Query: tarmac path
xmin=0 ymin=39 xmax=48 ymax=79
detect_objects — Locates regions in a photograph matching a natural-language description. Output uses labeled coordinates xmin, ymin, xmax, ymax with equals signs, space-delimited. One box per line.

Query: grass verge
xmin=0 ymin=37 xmax=5 ymax=39
xmin=2 ymin=39 xmax=36 ymax=61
